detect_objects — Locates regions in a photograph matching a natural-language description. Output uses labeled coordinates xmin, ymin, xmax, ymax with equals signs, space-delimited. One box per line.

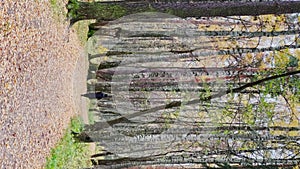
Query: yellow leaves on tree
xmin=274 ymin=49 xmax=291 ymax=68
xmin=255 ymin=14 xmax=287 ymax=31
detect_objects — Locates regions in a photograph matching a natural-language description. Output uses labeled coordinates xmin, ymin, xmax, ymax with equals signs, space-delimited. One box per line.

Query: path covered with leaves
xmin=0 ymin=0 xmax=84 ymax=168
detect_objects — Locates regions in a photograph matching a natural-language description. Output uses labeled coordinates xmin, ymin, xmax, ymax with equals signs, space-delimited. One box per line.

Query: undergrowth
xmin=45 ymin=117 xmax=92 ymax=169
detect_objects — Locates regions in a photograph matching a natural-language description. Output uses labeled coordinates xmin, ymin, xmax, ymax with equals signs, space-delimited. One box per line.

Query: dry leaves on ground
xmin=0 ymin=0 xmax=84 ymax=168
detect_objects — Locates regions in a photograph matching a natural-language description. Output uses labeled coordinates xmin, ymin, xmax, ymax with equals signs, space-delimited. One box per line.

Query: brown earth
xmin=0 ymin=0 xmax=90 ymax=168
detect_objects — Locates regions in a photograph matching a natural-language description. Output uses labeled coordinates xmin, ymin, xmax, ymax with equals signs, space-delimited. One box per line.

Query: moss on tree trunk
xmin=68 ymin=0 xmax=300 ymax=25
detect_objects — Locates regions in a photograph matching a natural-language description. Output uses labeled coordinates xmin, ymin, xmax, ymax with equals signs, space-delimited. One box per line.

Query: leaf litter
xmin=0 ymin=0 xmax=84 ymax=168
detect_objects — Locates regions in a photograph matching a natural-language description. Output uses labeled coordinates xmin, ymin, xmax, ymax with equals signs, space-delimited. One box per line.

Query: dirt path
xmin=71 ymin=36 xmax=97 ymax=154
xmin=72 ymin=44 xmax=89 ymax=124
xmin=0 ymin=0 xmax=90 ymax=168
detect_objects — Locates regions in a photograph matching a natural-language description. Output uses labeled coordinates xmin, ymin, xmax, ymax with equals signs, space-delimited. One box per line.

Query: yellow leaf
xmin=97 ymin=45 xmax=108 ymax=54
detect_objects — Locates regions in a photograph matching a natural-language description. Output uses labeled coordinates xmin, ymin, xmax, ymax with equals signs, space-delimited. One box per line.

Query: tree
xmin=67 ymin=0 xmax=300 ymax=25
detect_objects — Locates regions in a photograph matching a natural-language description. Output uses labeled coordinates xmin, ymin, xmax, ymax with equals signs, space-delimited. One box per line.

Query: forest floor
xmin=0 ymin=0 xmax=91 ymax=168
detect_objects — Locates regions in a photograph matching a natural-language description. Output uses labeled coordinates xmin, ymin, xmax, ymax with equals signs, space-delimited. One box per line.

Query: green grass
xmin=50 ymin=0 xmax=66 ymax=23
xmin=72 ymin=19 xmax=96 ymax=47
xmin=45 ymin=117 xmax=92 ymax=169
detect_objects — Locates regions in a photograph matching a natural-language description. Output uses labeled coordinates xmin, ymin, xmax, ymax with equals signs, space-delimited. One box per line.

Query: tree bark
xmin=69 ymin=0 xmax=300 ymax=24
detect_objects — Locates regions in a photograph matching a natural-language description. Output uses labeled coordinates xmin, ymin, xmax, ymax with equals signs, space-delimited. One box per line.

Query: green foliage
xmin=88 ymin=28 xmax=97 ymax=38
xmin=199 ymin=83 xmax=211 ymax=100
xmin=288 ymin=55 xmax=299 ymax=67
xmin=76 ymin=1 xmax=126 ymax=20
xmin=243 ymin=104 xmax=255 ymax=125
xmin=258 ymin=97 xmax=275 ymax=120
xmin=246 ymin=63 xmax=299 ymax=125
xmin=50 ymin=0 xmax=57 ymax=7
xmin=100 ymin=4 xmax=126 ymax=20
xmin=45 ymin=117 xmax=91 ymax=169
xmin=67 ymin=0 xmax=80 ymax=18
xmin=162 ymin=109 xmax=180 ymax=128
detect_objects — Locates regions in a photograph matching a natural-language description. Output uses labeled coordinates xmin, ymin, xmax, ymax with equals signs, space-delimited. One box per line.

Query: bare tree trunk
xmin=68 ymin=0 xmax=300 ymax=24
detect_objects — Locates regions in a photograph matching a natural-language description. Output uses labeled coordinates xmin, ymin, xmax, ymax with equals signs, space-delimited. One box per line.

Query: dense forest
xmin=69 ymin=1 xmax=300 ymax=168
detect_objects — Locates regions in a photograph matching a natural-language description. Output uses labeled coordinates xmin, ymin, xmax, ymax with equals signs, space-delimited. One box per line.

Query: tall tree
xmin=67 ymin=0 xmax=300 ymax=24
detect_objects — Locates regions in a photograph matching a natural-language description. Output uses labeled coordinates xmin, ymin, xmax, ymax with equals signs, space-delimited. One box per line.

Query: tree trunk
xmin=68 ymin=0 xmax=300 ymax=24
